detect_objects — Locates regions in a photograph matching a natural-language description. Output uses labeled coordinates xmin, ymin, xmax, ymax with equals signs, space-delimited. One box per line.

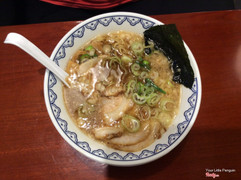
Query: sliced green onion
xmin=136 ymin=82 xmax=145 ymax=95
xmin=145 ymin=78 xmax=166 ymax=94
xmin=85 ymin=45 xmax=96 ymax=56
xmin=132 ymin=92 xmax=146 ymax=105
xmin=145 ymin=87 xmax=155 ymax=97
xmin=85 ymin=45 xmax=94 ymax=51
xmin=139 ymin=71 xmax=148 ymax=79
xmin=135 ymin=60 xmax=151 ymax=70
xmin=147 ymin=93 xmax=161 ymax=107
xmin=143 ymin=60 xmax=150 ymax=66
xmin=125 ymin=79 xmax=163 ymax=107
xmin=131 ymin=42 xmax=144 ymax=55
xmin=131 ymin=63 xmax=141 ymax=76
xmin=136 ymin=81 xmax=154 ymax=96
xmin=138 ymin=105 xmax=151 ymax=121
xmin=160 ymin=98 xmax=175 ymax=111
xmin=80 ymin=54 xmax=90 ymax=59
xmin=121 ymin=55 xmax=132 ymax=64
xmin=121 ymin=115 xmax=140 ymax=133
xmin=139 ymin=83 xmax=155 ymax=97
xmin=78 ymin=54 xmax=91 ymax=63
xmin=125 ymin=79 xmax=137 ymax=97
xmin=88 ymin=49 xmax=96 ymax=56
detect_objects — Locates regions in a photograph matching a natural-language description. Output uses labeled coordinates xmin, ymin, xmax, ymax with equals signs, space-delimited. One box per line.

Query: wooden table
xmin=0 ymin=10 xmax=240 ymax=179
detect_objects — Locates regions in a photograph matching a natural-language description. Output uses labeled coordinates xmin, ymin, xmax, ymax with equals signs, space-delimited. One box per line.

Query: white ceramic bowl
xmin=44 ymin=12 xmax=202 ymax=166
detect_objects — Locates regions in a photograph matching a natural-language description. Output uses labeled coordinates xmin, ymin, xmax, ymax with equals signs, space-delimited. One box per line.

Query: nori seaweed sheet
xmin=144 ymin=24 xmax=194 ymax=89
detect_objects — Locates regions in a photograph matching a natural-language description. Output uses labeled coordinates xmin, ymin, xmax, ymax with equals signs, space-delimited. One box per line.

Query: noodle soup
xmin=63 ymin=31 xmax=181 ymax=152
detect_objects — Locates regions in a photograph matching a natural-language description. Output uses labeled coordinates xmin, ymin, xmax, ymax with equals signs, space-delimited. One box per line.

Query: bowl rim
xmin=43 ymin=11 xmax=202 ymax=167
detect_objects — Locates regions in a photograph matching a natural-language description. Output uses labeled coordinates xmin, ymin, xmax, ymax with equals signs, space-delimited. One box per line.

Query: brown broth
xmin=63 ymin=31 xmax=181 ymax=152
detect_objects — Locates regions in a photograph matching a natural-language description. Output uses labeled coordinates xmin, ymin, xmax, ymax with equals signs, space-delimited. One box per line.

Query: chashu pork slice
xmin=99 ymin=95 xmax=134 ymax=126
xmin=107 ymin=123 xmax=150 ymax=146
xmin=109 ymin=120 xmax=162 ymax=152
xmin=93 ymin=127 xmax=123 ymax=140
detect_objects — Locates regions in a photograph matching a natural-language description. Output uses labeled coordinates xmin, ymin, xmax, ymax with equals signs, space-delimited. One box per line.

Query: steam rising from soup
xmin=63 ymin=31 xmax=181 ymax=152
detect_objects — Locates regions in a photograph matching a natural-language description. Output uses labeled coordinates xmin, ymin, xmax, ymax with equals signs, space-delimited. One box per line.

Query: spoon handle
xmin=4 ymin=32 xmax=70 ymax=88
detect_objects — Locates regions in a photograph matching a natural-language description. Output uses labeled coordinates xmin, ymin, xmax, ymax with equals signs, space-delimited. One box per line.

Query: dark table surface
xmin=0 ymin=10 xmax=240 ymax=179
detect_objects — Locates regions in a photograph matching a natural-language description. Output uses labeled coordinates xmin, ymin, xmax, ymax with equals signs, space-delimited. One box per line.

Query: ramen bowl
xmin=44 ymin=12 xmax=202 ymax=166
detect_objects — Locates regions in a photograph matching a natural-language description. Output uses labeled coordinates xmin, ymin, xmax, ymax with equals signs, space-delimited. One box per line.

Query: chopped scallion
xmin=131 ymin=42 xmax=144 ymax=55
xmin=125 ymin=80 xmax=137 ymax=97
xmin=139 ymin=71 xmax=148 ymax=79
xmin=146 ymin=93 xmax=161 ymax=107
xmin=78 ymin=54 xmax=91 ymax=63
xmin=85 ymin=45 xmax=94 ymax=51
xmin=132 ymin=93 xmax=146 ymax=105
xmin=135 ymin=60 xmax=151 ymax=70
xmin=145 ymin=78 xmax=166 ymax=94
xmin=121 ymin=115 xmax=140 ymax=133
xmin=131 ymin=63 xmax=141 ymax=76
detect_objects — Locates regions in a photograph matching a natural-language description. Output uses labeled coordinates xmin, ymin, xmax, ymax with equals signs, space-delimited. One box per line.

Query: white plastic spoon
xmin=4 ymin=32 xmax=70 ymax=88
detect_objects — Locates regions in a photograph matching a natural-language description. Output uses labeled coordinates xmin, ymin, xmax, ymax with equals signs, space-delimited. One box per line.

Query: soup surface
xmin=63 ymin=31 xmax=181 ymax=152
